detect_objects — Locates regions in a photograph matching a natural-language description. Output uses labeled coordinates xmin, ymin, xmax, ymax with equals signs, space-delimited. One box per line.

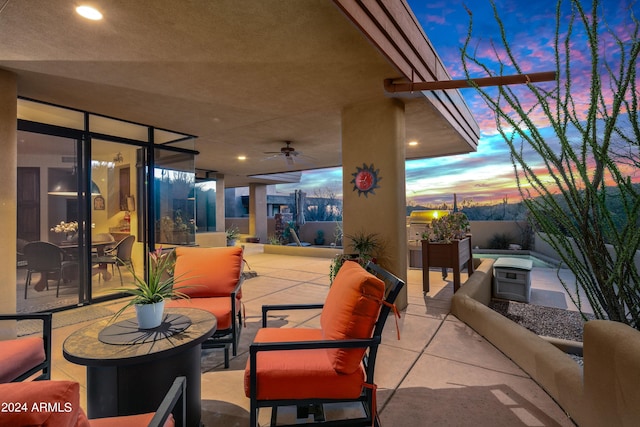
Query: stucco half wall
xmin=451 ymin=258 xmax=640 ymax=426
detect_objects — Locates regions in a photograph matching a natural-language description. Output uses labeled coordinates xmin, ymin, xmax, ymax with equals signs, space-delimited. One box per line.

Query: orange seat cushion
xmin=174 ymin=246 xmax=243 ymax=298
xmin=320 ymin=261 xmax=384 ymax=374
xmin=0 ymin=336 xmax=45 ymax=382
xmin=244 ymin=328 xmax=365 ymax=400
xmin=166 ymin=296 xmax=240 ymax=330
xmin=87 ymin=412 xmax=174 ymax=427
xmin=0 ymin=380 xmax=88 ymax=426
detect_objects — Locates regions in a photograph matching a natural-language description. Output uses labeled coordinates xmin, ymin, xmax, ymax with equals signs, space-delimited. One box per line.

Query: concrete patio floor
xmin=47 ymin=244 xmax=577 ymax=426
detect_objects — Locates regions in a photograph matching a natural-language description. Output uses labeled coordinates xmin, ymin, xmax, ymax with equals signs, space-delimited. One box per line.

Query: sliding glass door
xmin=17 ymin=131 xmax=82 ymax=312
xmin=89 ymin=139 xmax=143 ymax=300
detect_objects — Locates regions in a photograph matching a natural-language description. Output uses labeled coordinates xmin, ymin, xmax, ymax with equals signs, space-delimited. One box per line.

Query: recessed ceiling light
xmin=76 ymin=6 xmax=103 ymax=20
xmin=408 ymin=140 xmax=418 ymax=146
xmin=237 ymin=155 xmax=247 ymax=161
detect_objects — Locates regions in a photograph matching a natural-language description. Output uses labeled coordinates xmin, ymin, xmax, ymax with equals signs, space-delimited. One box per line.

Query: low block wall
xmin=195 ymin=232 xmax=226 ymax=247
xmin=451 ymin=258 xmax=640 ymax=426
xmin=263 ymin=244 xmax=342 ymax=259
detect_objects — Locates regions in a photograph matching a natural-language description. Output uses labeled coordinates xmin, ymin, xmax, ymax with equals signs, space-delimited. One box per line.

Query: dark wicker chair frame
xmin=0 ymin=312 xmax=52 ymax=382
xmin=93 ymin=235 xmax=135 ymax=285
xmin=23 ymin=241 xmax=75 ymax=298
xmin=248 ymin=261 xmax=405 ymax=427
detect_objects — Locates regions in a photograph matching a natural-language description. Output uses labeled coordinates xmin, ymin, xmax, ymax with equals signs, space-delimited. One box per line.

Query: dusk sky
xmin=275 ymin=0 xmax=639 ymax=206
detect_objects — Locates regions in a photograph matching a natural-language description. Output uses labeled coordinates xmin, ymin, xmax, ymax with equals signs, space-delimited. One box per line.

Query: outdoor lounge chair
xmin=0 ymin=376 xmax=186 ymax=427
xmin=244 ymin=260 xmax=404 ymax=427
xmin=0 ymin=313 xmax=52 ymax=383
xmin=165 ymin=246 xmax=244 ymax=368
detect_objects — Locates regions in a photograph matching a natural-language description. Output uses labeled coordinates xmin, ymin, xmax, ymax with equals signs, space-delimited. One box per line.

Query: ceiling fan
xmin=262 ymin=141 xmax=301 ymax=166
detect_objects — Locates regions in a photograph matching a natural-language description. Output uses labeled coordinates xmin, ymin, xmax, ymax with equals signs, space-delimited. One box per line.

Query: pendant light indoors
xmin=48 ymin=145 xmax=102 ymax=196
xmin=48 ymin=172 xmax=102 ymax=196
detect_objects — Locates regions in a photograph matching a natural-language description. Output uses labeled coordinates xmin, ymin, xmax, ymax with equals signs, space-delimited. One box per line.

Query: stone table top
xmin=63 ymin=308 xmax=216 ymax=367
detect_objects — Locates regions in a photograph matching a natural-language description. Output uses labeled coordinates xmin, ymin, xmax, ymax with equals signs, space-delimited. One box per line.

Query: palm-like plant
xmin=112 ymin=248 xmax=190 ymax=321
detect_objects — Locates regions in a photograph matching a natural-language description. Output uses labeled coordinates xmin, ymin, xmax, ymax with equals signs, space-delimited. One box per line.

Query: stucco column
xmin=0 ymin=69 xmax=17 ymax=317
xmin=342 ymin=98 xmax=407 ymax=309
xmin=249 ymin=183 xmax=267 ymax=243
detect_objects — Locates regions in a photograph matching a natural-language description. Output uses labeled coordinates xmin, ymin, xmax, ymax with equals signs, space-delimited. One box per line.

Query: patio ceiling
xmin=0 ymin=0 xmax=479 ymax=187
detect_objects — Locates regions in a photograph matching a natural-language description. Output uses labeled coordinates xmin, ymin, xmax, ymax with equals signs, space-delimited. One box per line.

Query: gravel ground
xmin=488 ymin=299 xmax=595 ymax=342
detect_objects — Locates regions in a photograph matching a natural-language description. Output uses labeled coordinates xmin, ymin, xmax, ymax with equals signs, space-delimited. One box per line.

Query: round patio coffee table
xmin=63 ymin=307 xmax=216 ymax=427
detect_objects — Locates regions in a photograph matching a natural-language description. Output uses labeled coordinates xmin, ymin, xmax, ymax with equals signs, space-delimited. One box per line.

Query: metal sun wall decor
xmin=351 ymin=163 xmax=381 ymax=197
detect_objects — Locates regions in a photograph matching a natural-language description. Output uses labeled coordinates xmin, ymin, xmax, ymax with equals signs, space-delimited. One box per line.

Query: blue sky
xmin=275 ymin=0 xmax=638 ymax=206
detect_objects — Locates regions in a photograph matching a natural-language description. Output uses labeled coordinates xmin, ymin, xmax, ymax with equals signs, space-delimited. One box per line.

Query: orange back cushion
xmin=320 ymin=261 xmax=385 ymax=374
xmin=174 ymin=246 xmax=243 ymax=298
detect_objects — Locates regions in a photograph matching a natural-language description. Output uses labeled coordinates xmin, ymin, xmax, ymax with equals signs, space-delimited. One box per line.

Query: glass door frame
xmin=18 ymin=107 xmax=197 ymax=311
xmin=17 ymin=123 xmax=89 ymax=309
xmin=86 ymin=136 xmax=146 ymax=303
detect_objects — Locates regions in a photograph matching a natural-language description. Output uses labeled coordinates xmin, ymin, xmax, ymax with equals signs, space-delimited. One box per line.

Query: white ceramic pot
xmin=135 ymin=300 xmax=165 ymax=329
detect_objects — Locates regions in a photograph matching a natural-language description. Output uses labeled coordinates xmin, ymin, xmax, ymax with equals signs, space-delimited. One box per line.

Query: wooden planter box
xmin=421 ymin=236 xmax=473 ymax=293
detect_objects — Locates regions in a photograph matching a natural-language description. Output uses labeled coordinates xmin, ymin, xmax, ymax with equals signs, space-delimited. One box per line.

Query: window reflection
xmin=154 ymin=156 xmax=196 ymax=245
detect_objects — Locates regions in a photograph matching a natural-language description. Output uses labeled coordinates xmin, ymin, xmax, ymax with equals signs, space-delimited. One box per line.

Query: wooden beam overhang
xmin=384 ymin=71 xmax=557 ymax=93
xmin=333 ymin=0 xmax=481 ymax=148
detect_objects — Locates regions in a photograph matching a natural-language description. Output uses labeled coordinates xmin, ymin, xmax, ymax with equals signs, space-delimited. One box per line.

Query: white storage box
xmin=493 ymin=257 xmax=533 ymax=303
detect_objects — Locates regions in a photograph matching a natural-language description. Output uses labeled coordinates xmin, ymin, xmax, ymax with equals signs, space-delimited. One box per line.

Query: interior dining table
xmin=31 ymin=239 xmax=117 ymax=292
xmin=60 ymin=239 xmax=118 ymax=281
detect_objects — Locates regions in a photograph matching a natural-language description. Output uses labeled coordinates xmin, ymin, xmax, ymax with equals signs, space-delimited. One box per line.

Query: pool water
xmin=473 ymin=253 xmax=557 ymax=269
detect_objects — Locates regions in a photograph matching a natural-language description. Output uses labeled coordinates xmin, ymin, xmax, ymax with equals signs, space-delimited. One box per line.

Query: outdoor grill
xmin=407 ymin=210 xmax=450 ymax=268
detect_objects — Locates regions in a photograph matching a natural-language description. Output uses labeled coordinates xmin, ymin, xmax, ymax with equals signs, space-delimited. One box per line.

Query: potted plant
xmin=112 ymin=248 xmax=190 ymax=329
xmin=314 ymin=229 xmax=325 ymax=245
xmin=329 ymin=230 xmax=383 ymax=284
xmin=281 ymin=221 xmax=297 ymax=244
xmin=420 ymin=212 xmax=473 ymax=293
xmin=423 ymin=212 xmax=470 ymax=243
xmin=267 ymin=235 xmax=282 ymax=245
xmin=346 ymin=230 xmax=382 ymax=263
xmin=226 ymin=225 xmax=240 ymax=246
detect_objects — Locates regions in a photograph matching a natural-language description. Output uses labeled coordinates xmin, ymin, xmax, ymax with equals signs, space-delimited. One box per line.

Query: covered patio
xmin=0 ymin=0 xmax=480 ymax=315
xmin=48 ymin=245 xmax=575 ymax=426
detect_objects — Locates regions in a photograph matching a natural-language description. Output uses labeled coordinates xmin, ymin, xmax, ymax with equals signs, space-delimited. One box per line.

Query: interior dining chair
xmin=92 ymin=233 xmax=115 ymax=253
xmin=92 ymin=235 xmax=135 ymax=285
xmin=16 ymin=238 xmax=29 ymax=268
xmin=23 ymin=241 xmax=76 ymax=298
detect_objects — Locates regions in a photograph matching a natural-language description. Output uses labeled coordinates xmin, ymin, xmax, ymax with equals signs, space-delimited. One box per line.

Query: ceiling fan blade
xmin=259 ymin=154 xmax=282 ymax=161
xmin=286 ymin=156 xmax=294 ymax=165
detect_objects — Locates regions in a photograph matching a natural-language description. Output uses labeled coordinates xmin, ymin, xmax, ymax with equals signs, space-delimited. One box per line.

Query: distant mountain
xmin=407 ymin=183 xmax=640 ymax=224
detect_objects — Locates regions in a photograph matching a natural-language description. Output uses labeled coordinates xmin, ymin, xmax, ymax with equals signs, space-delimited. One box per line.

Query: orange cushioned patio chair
xmin=0 ymin=313 xmax=52 ymax=383
xmin=0 ymin=376 xmax=186 ymax=427
xmin=244 ymin=260 xmax=404 ymax=427
xmin=165 ymin=246 xmax=244 ymax=368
